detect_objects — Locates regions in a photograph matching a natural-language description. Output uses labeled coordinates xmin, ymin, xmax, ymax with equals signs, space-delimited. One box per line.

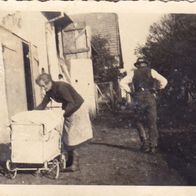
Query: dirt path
xmin=0 ymin=114 xmax=187 ymax=185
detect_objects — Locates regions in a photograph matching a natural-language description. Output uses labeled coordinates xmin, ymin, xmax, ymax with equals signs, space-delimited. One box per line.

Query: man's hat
xmin=134 ymin=57 xmax=148 ymax=67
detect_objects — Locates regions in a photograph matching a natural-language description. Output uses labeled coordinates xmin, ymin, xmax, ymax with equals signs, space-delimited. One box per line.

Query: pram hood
xmin=11 ymin=110 xmax=64 ymax=133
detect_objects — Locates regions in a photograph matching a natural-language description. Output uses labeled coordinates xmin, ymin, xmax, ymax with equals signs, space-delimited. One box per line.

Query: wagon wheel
xmin=6 ymin=160 xmax=17 ymax=179
xmin=46 ymin=159 xmax=60 ymax=179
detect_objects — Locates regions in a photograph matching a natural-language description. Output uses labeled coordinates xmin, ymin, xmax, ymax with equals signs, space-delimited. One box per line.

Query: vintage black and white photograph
xmin=1 ymin=2 xmax=196 ymax=188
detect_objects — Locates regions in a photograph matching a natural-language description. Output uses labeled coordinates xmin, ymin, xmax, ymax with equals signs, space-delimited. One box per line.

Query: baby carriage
xmin=6 ymin=110 xmax=66 ymax=179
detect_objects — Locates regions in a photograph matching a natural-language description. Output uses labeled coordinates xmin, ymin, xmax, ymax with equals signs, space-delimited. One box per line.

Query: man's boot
xmin=141 ymin=140 xmax=150 ymax=152
xmin=136 ymin=123 xmax=150 ymax=152
xmin=150 ymin=145 xmax=158 ymax=154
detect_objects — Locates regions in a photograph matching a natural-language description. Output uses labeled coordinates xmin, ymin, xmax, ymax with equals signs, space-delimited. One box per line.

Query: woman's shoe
xmin=65 ymin=163 xmax=79 ymax=172
xmin=61 ymin=151 xmax=79 ymax=172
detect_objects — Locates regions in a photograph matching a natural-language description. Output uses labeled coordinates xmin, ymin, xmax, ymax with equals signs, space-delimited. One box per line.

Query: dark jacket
xmin=36 ymin=81 xmax=84 ymax=117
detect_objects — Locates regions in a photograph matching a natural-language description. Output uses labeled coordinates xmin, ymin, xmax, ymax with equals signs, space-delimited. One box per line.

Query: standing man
xmin=120 ymin=58 xmax=167 ymax=153
xmin=35 ymin=73 xmax=93 ymax=171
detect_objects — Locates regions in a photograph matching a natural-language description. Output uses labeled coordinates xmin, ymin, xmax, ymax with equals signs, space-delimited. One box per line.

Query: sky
xmin=118 ymin=13 xmax=163 ymax=71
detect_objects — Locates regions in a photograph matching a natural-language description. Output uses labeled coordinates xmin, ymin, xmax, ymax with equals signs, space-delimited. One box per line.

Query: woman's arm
xmin=35 ymin=94 xmax=51 ymax=110
xmin=59 ymin=84 xmax=84 ymax=117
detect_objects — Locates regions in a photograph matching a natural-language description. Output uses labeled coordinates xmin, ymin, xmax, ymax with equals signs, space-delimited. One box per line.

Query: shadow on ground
xmin=90 ymin=141 xmax=140 ymax=154
xmin=159 ymin=129 xmax=196 ymax=185
xmin=0 ymin=112 xmax=194 ymax=185
xmin=0 ymin=143 xmax=10 ymax=175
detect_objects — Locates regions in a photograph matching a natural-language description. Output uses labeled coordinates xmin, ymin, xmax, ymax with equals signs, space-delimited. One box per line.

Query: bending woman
xmin=35 ymin=73 xmax=93 ymax=172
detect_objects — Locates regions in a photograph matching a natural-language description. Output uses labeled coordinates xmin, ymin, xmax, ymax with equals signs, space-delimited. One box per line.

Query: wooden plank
xmin=63 ymin=27 xmax=84 ymax=32
xmin=47 ymin=15 xmax=64 ymax=23
xmin=63 ymin=47 xmax=89 ymax=55
xmin=2 ymin=44 xmax=16 ymax=52
xmin=63 ymin=22 xmax=86 ymax=32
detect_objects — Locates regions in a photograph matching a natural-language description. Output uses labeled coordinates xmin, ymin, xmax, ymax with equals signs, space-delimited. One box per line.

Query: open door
xmin=61 ymin=23 xmax=96 ymax=116
xmin=22 ymin=42 xmax=34 ymax=110
xmin=2 ymin=30 xmax=27 ymax=118
xmin=1 ymin=28 xmax=40 ymax=118
xmin=30 ymin=44 xmax=41 ymax=106
xmin=0 ymin=43 xmax=9 ymax=139
xmin=62 ymin=22 xmax=91 ymax=60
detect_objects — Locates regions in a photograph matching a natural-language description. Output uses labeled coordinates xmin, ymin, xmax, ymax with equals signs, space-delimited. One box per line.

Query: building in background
xmin=44 ymin=11 xmax=96 ymax=116
xmin=70 ymin=13 xmax=123 ymax=69
xmin=46 ymin=12 xmax=124 ymax=115
xmin=69 ymin=13 xmax=124 ymax=111
xmin=0 ymin=11 xmax=97 ymax=143
xmin=0 ymin=11 xmax=50 ymax=143
xmin=0 ymin=11 xmax=125 ymax=143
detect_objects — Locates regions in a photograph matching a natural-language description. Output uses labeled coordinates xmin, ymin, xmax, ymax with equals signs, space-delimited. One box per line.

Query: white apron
xmin=63 ymin=104 xmax=93 ymax=146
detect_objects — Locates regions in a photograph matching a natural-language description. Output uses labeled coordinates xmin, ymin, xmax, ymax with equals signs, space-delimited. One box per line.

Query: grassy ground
xmin=1 ymin=112 xmax=194 ymax=185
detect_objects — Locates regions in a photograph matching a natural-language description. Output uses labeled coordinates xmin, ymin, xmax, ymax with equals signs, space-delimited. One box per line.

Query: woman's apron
xmin=62 ymin=103 xmax=93 ymax=146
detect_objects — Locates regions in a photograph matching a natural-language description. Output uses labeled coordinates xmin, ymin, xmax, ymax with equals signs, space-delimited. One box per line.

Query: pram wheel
xmin=46 ymin=159 xmax=60 ymax=179
xmin=34 ymin=169 xmax=43 ymax=178
xmin=6 ymin=160 xmax=17 ymax=179
xmin=9 ymin=170 xmax=17 ymax=179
